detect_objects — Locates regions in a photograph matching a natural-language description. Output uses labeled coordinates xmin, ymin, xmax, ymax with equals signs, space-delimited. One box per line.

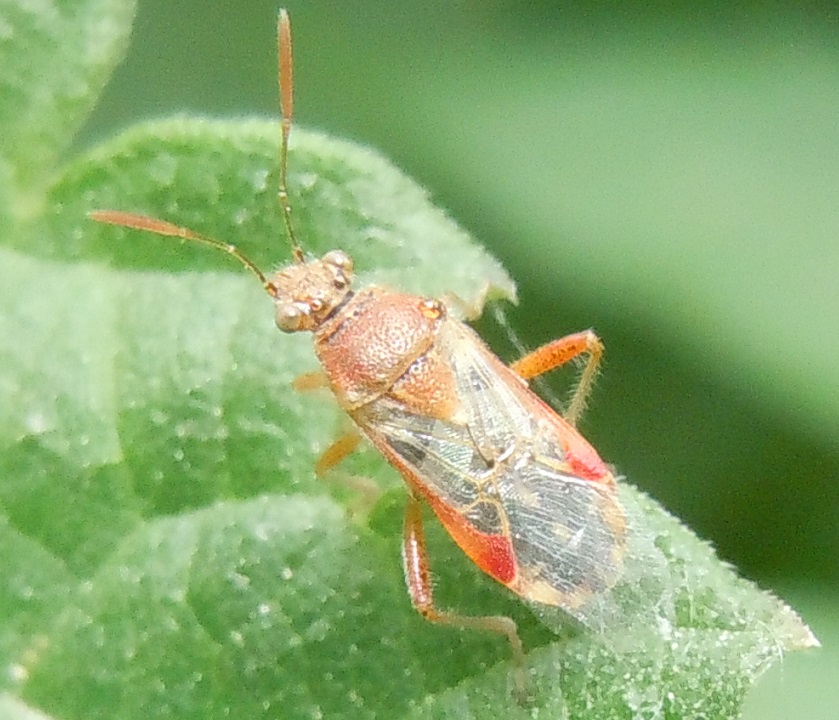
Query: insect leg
xmin=314 ymin=432 xmax=362 ymax=476
xmin=294 ymin=375 xmax=379 ymax=507
xmin=312 ymin=432 xmax=381 ymax=515
xmin=509 ymin=329 xmax=604 ymax=427
xmin=292 ymin=374 xmax=367 ymax=483
xmin=292 ymin=370 xmax=331 ymax=392
xmin=402 ymin=495 xmax=527 ymax=697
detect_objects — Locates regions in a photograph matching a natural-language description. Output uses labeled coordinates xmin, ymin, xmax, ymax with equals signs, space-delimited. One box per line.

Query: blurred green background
xmin=78 ymin=1 xmax=838 ymax=716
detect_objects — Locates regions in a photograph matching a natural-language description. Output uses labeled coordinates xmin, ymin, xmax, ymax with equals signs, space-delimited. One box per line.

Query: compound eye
xmin=323 ymin=250 xmax=353 ymax=275
xmin=275 ymin=303 xmax=304 ymax=333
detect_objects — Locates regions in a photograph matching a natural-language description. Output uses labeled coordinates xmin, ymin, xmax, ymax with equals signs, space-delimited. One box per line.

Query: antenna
xmin=89 ymin=210 xmax=278 ymax=295
xmin=89 ymin=9 xmax=306 ymax=289
xmin=277 ymin=9 xmax=304 ymax=264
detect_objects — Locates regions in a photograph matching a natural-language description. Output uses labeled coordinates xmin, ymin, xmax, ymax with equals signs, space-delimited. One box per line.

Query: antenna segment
xmin=277 ymin=9 xmax=304 ymax=264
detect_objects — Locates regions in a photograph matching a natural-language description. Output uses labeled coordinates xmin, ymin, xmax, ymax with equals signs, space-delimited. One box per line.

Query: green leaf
xmin=0 ymin=0 xmax=136 ymax=226
xmin=0 ymin=2 xmax=817 ymax=719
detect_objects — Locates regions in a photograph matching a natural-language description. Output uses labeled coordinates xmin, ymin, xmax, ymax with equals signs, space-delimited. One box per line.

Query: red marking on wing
xmin=367 ymin=433 xmax=520 ymax=586
xmin=453 ymin=324 xmax=613 ymax=486
xmin=558 ymin=425 xmax=612 ymax=483
xmin=423 ymin=488 xmax=517 ymax=585
xmin=522 ymin=386 xmax=612 ymax=484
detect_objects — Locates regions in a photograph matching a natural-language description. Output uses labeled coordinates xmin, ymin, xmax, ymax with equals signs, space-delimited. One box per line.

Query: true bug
xmin=91 ymin=10 xmax=626 ymax=691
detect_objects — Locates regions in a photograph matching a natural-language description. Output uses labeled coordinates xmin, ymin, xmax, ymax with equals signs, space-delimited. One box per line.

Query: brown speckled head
xmin=270 ymin=250 xmax=354 ymax=333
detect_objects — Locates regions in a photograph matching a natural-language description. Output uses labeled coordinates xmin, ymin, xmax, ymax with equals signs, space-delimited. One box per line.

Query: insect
xmin=91 ymin=9 xmax=626 ymax=693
